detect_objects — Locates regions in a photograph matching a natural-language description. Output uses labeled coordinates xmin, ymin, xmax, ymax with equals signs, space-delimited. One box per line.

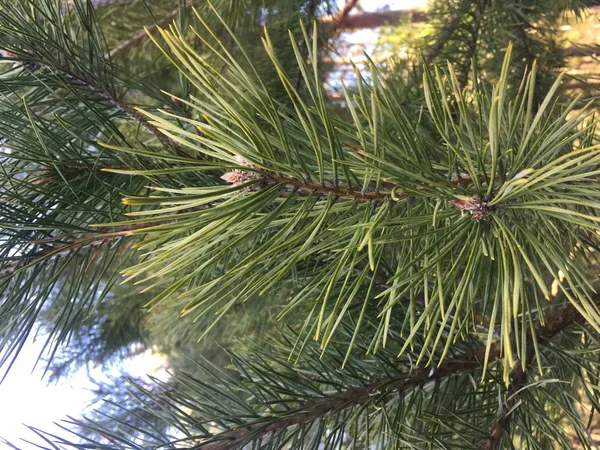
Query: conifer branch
xmin=196 ymin=299 xmax=593 ymax=450
xmin=1 ymin=237 xmax=113 ymax=276
xmin=0 ymin=223 xmax=160 ymax=275
xmin=106 ymin=7 xmax=179 ymax=60
xmin=459 ymin=1 xmax=489 ymax=88
xmin=425 ymin=7 xmax=467 ymax=64
xmin=329 ymin=0 xmax=359 ymax=32
xmin=107 ymin=4 xmax=427 ymax=63
xmin=266 ymin=173 xmax=393 ymax=202
xmin=60 ymin=70 xmax=171 ymax=147
xmin=0 ymin=3 xmax=177 ymax=149
xmin=324 ymin=9 xmax=428 ymax=32
xmin=13 ymin=57 xmax=171 ymax=149
xmin=44 ymin=65 xmax=206 ymax=161
xmin=481 ymin=350 xmax=534 ymax=449
xmin=480 ymin=296 xmax=586 ymax=449
xmin=228 ymin=164 xmax=477 ymax=203
xmin=66 ymin=0 xmax=132 ymax=8
xmin=221 ymin=155 xmax=399 ymax=202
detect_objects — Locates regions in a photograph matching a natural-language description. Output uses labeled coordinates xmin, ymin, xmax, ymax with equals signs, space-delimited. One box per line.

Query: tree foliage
xmin=2 ymin=0 xmax=600 ymax=449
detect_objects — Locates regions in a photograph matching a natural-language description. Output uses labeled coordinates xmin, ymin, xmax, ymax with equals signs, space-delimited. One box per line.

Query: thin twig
xmin=0 ymin=222 xmax=163 ymax=276
xmin=266 ymin=173 xmax=394 ymax=202
xmin=108 ymin=4 xmax=427 ymax=60
xmin=459 ymin=1 xmax=488 ymax=89
xmin=480 ymin=349 xmax=534 ymax=449
xmin=197 ymin=300 xmax=594 ymax=450
xmin=36 ymin=64 xmax=204 ymax=160
xmin=53 ymin=68 xmax=173 ymax=148
xmin=425 ymin=7 xmax=467 ymax=64
xmin=106 ymin=8 xmax=179 ymax=59
xmin=294 ymin=0 xmax=320 ymax=93
xmin=329 ymin=0 xmax=359 ymax=33
xmin=327 ymin=8 xmax=428 ymax=33
xmin=66 ymin=0 xmax=132 ymax=8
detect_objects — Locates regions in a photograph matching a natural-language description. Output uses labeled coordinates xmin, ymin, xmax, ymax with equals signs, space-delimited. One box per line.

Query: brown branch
xmin=481 ymin=366 xmax=528 ymax=449
xmin=337 ymin=0 xmax=360 ymax=19
xmin=329 ymin=0 xmax=360 ymax=32
xmin=481 ymin=345 xmax=535 ymax=449
xmin=0 ymin=222 xmax=163 ymax=276
xmin=106 ymin=8 xmax=179 ymax=60
xmin=108 ymin=7 xmax=428 ymax=61
xmin=266 ymin=173 xmax=393 ymax=202
xmin=65 ymin=0 xmax=133 ymax=8
xmin=479 ymin=292 xmax=588 ymax=449
xmin=459 ymin=1 xmax=488 ymax=89
xmin=196 ymin=299 xmax=593 ymax=450
xmin=324 ymin=9 xmax=428 ymax=33
xmin=1 ymin=237 xmax=112 ymax=276
xmin=564 ymin=45 xmax=600 ymax=58
xmin=425 ymin=8 xmax=467 ymax=64
xmin=61 ymin=71 xmax=171 ymax=147
xmin=50 ymin=67 xmax=205 ymax=161
xmin=225 ymin=148 xmax=476 ymax=203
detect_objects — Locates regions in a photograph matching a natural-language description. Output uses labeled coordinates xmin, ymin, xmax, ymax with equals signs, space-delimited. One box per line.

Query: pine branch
xmin=459 ymin=1 xmax=489 ymax=88
xmin=196 ymin=299 xmax=594 ymax=450
xmin=425 ymin=6 xmax=467 ymax=64
xmin=106 ymin=7 xmax=179 ymax=59
xmin=266 ymin=173 xmax=393 ymax=202
xmin=324 ymin=9 xmax=428 ymax=32
xmin=32 ymin=65 xmax=207 ymax=162
xmin=329 ymin=0 xmax=359 ymax=32
xmin=2 ymin=167 xmax=395 ymax=278
xmin=261 ymin=164 xmax=470 ymax=202
xmin=66 ymin=0 xmax=132 ymax=7
xmin=109 ymin=5 xmax=428 ymax=61
xmin=0 ymin=2 xmax=191 ymax=152
xmin=0 ymin=222 xmax=161 ymax=275
xmin=481 ymin=350 xmax=534 ymax=449
xmin=480 ymin=280 xmax=575 ymax=449
xmin=0 ymin=238 xmax=116 ymax=276
xmin=224 ymin=146 xmax=477 ymax=203
xmin=7 ymin=51 xmax=173 ymax=150
xmin=56 ymin=68 xmax=171 ymax=147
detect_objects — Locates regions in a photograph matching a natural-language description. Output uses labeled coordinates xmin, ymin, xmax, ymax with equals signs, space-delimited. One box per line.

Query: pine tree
xmin=2 ymin=0 xmax=600 ymax=448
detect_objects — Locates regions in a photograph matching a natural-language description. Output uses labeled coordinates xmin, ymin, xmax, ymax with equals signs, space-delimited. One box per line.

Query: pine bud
xmin=449 ymin=195 xmax=493 ymax=221
xmin=220 ymin=156 xmax=264 ymax=189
